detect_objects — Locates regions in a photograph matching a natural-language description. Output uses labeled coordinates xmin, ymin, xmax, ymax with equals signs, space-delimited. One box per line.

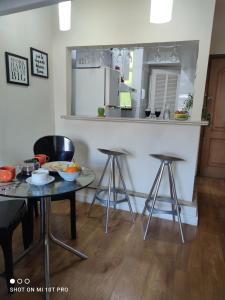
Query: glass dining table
xmin=0 ymin=167 xmax=95 ymax=300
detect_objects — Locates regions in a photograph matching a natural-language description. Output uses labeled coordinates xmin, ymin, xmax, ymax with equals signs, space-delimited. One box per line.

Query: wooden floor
xmin=0 ymin=177 xmax=225 ymax=300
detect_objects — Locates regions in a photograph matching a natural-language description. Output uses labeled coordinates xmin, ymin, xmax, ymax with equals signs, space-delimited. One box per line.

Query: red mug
xmin=0 ymin=166 xmax=16 ymax=182
xmin=34 ymin=154 xmax=49 ymax=165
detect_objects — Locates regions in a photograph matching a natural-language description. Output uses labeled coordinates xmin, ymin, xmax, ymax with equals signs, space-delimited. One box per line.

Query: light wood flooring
xmin=0 ymin=176 xmax=225 ymax=300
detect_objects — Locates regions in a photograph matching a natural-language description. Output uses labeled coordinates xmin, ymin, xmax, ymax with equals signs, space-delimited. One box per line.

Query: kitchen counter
xmin=62 ymin=115 xmax=208 ymax=126
xmin=59 ymin=114 xmax=206 ymax=226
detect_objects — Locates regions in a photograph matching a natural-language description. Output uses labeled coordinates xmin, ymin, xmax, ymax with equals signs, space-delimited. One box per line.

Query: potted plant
xmin=184 ymin=94 xmax=193 ymax=115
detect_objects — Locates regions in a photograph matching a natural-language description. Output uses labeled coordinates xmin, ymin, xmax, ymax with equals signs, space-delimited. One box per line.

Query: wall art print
xmin=30 ymin=47 xmax=48 ymax=78
xmin=5 ymin=52 xmax=29 ymax=86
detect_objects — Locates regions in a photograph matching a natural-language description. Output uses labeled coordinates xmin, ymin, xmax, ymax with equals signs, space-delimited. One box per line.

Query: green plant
xmin=184 ymin=94 xmax=193 ymax=112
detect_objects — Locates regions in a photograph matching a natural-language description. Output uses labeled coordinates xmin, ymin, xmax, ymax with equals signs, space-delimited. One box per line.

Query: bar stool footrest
xmin=96 ymin=188 xmax=128 ymax=207
xmin=150 ymin=208 xmax=178 ymax=216
xmin=146 ymin=204 xmax=178 ymax=216
xmin=146 ymin=196 xmax=177 ymax=205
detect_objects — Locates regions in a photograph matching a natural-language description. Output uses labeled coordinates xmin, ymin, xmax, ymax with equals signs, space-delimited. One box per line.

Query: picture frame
xmin=30 ymin=47 xmax=48 ymax=78
xmin=5 ymin=52 xmax=29 ymax=86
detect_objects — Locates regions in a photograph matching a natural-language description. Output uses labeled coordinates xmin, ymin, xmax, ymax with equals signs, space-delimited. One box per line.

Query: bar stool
xmin=142 ymin=154 xmax=185 ymax=243
xmin=88 ymin=149 xmax=134 ymax=233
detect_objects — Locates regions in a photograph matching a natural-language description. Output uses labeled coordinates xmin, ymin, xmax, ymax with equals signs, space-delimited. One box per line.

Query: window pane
xmin=120 ymin=92 xmax=132 ymax=107
xmin=124 ymin=71 xmax=133 ymax=86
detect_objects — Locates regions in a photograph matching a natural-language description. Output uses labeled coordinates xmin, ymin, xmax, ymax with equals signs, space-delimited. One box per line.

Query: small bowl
xmin=0 ymin=166 xmax=16 ymax=182
xmin=58 ymin=170 xmax=81 ymax=181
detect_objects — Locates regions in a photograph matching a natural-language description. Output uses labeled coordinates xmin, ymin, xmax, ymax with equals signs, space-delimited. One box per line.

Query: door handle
xmin=204 ymin=95 xmax=213 ymax=102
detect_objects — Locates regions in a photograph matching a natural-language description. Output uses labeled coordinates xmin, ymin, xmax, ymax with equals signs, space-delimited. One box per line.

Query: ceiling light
xmin=58 ymin=1 xmax=71 ymax=31
xmin=150 ymin=0 xmax=173 ymax=24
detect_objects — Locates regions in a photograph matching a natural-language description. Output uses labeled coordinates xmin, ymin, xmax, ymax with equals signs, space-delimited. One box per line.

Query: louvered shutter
xmin=148 ymin=69 xmax=179 ymax=112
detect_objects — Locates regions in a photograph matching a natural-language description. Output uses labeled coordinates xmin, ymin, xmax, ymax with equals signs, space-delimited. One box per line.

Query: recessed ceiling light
xmin=58 ymin=1 xmax=71 ymax=31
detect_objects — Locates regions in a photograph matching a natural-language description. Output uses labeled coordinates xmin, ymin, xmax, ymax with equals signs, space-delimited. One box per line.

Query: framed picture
xmin=30 ymin=47 xmax=48 ymax=78
xmin=5 ymin=52 xmax=29 ymax=86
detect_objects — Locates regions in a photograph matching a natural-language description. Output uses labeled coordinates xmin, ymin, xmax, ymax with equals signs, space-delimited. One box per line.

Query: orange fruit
xmin=65 ymin=166 xmax=79 ymax=173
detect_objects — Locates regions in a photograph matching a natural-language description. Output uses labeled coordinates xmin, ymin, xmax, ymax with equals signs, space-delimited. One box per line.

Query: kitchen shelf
xmin=61 ymin=115 xmax=208 ymax=126
xmin=143 ymin=61 xmax=181 ymax=67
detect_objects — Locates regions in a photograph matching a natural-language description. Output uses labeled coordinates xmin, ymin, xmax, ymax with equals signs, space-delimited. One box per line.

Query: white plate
xmin=26 ymin=175 xmax=55 ymax=186
xmin=42 ymin=161 xmax=71 ymax=172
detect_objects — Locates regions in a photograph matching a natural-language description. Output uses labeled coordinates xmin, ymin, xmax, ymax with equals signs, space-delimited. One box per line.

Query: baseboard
xmin=76 ymin=187 xmax=198 ymax=226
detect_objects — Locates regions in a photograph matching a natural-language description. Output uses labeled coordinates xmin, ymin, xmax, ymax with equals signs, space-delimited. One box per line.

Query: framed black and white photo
xmin=5 ymin=52 xmax=29 ymax=86
xmin=30 ymin=47 xmax=48 ymax=78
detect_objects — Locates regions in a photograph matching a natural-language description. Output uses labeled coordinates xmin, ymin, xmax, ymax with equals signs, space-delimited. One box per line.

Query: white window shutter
xmin=148 ymin=69 xmax=179 ymax=112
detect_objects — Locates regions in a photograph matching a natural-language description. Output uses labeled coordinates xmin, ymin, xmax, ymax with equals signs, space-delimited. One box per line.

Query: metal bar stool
xmin=142 ymin=154 xmax=185 ymax=243
xmin=88 ymin=149 xmax=134 ymax=233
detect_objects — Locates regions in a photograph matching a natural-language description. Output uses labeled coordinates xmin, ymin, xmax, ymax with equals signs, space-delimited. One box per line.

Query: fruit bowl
xmin=174 ymin=111 xmax=189 ymax=120
xmin=58 ymin=170 xmax=80 ymax=181
xmin=57 ymin=163 xmax=82 ymax=181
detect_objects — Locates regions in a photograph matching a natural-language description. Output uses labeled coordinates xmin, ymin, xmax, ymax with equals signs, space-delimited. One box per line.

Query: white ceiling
xmin=0 ymin=0 xmax=67 ymax=16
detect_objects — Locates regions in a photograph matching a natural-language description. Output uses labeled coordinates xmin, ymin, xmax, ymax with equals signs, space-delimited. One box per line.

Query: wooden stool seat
xmin=98 ymin=148 xmax=126 ymax=156
xmin=150 ymin=154 xmax=184 ymax=162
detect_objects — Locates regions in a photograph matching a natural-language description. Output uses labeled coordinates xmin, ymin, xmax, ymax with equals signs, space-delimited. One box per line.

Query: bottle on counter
xmin=104 ymin=105 xmax=110 ymax=117
xmin=163 ymin=104 xmax=170 ymax=120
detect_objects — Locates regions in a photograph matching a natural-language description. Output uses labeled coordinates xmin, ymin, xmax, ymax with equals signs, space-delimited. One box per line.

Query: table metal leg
xmin=46 ymin=197 xmax=88 ymax=260
xmin=12 ymin=195 xmax=88 ymax=300
xmin=14 ymin=240 xmax=42 ymax=265
xmin=39 ymin=197 xmax=51 ymax=300
xmin=49 ymin=233 xmax=88 ymax=259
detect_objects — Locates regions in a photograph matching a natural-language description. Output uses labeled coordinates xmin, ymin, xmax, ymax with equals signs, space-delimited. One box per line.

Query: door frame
xmin=197 ymin=54 xmax=225 ymax=176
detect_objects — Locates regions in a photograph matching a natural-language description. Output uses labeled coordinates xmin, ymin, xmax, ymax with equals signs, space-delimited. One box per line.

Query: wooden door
xmin=199 ymin=56 xmax=225 ymax=179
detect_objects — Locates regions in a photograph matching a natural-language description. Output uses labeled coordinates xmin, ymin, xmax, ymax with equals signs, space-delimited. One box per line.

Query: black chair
xmin=28 ymin=135 xmax=77 ymax=242
xmin=0 ymin=199 xmax=29 ymax=293
xmin=33 ymin=135 xmax=75 ymax=162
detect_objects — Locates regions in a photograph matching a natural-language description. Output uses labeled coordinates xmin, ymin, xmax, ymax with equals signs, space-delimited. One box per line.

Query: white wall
xmin=52 ymin=0 xmax=215 ymax=121
xmin=57 ymin=119 xmax=201 ymax=202
xmin=51 ymin=0 xmax=215 ymax=211
xmin=210 ymin=0 xmax=225 ymax=54
xmin=0 ymin=6 xmax=55 ymax=163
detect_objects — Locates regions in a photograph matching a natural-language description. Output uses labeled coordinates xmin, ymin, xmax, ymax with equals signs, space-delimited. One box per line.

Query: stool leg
xmin=88 ymin=155 xmax=111 ymax=216
xmin=142 ymin=162 xmax=164 ymax=216
xmin=168 ymin=165 xmax=175 ymax=222
xmin=105 ymin=158 xmax=113 ymax=234
xmin=112 ymin=157 xmax=117 ymax=209
xmin=143 ymin=162 xmax=165 ymax=240
xmin=115 ymin=156 xmax=135 ymax=223
xmin=168 ymin=164 xmax=185 ymax=243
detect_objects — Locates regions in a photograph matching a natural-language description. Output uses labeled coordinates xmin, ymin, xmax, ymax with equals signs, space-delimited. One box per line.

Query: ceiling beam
xmin=0 ymin=0 xmax=67 ymax=16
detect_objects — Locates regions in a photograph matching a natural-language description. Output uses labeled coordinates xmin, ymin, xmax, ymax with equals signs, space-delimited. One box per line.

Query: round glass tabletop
xmin=0 ymin=167 xmax=95 ymax=199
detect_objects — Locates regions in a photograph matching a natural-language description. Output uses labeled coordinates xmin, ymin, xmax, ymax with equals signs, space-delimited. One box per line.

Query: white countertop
xmin=62 ymin=115 xmax=208 ymax=126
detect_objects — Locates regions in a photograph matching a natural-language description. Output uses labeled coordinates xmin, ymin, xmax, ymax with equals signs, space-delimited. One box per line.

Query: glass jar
xmin=163 ymin=105 xmax=170 ymax=120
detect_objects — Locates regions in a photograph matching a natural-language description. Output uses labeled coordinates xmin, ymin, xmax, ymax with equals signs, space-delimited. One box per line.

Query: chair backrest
xmin=33 ymin=135 xmax=75 ymax=162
